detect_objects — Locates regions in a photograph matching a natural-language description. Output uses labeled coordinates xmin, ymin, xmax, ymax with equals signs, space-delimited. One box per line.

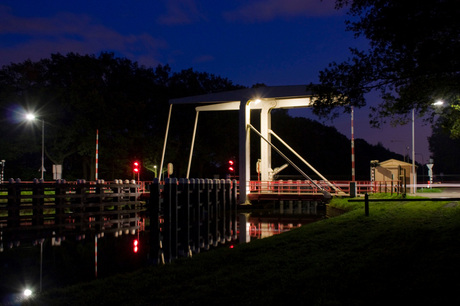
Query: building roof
xmin=379 ymin=159 xmax=416 ymax=168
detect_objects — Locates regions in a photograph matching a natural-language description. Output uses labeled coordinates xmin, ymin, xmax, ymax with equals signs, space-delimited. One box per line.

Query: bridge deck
xmin=247 ymin=192 xmax=330 ymax=202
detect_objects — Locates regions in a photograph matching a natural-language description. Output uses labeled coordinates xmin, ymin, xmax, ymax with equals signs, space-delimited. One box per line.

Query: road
xmin=415 ymin=185 xmax=460 ymax=198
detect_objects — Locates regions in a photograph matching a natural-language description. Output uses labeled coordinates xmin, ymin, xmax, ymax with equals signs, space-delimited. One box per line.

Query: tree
xmin=429 ymin=115 xmax=460 ymax=177
xmin=310 ymin=0 xmax=460 ymax=133
xmin=0 ymin=53 xmax=168 ymax=180
xmin=0 ymin=53 xmax=244 ymax=180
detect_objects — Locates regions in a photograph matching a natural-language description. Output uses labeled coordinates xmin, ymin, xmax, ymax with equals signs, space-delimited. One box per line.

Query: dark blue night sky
xmin=0 ymin=0 xmax=433 ymax=163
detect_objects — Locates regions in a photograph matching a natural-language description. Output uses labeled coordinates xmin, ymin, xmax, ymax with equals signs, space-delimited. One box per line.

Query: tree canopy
xmin=0 ymin=52 xmax=241 ymax=180
xmin=429 ymin=119 xmax=460 ymax=176
xmin=310 ymin=0 xmax=460 ymax=133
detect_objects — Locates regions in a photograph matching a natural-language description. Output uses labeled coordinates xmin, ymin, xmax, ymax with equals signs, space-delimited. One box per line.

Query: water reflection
xmin=1 ymin=200 xmax=328 ymax=300
xmin=0 ymin=229 xmax=147 ymax=302
xmin=239 ymin=200 xmax=326 ymax=242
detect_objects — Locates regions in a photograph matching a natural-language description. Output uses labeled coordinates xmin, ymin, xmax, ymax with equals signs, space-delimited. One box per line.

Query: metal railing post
xmin=178 ymin=178 xmax=191 ymax=257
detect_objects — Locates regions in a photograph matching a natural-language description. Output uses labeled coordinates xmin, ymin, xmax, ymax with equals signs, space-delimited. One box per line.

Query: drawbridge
xmin=160 ymin=85 xmax=344 ymax=204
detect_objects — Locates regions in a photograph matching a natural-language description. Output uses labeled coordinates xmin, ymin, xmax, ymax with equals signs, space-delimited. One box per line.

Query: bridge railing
xmin=0 ymin=179 xmax=142 ymax=247
xmin=355 ymin=180 xmax=403 ymax=194
xmin=248 ymin=180 xmax=403 ymax=195
xmin=249 ymin=180 xmax=326 ymax=194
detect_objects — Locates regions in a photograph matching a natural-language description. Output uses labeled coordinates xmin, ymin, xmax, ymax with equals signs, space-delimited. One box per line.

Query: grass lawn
xmin=26 ymin=194 xmax=460 ymax=305
xmin=417 ymin=187 xmax=443 ymax=193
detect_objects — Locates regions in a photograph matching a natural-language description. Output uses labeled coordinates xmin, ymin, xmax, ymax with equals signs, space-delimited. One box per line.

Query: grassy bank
xmin=28 ymin=195 xmax=460 ymax=305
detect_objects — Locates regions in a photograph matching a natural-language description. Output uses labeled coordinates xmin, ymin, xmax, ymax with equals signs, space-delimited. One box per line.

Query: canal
xmin=238 ymin=200 xmax=326 ymax=242
xmin=0 ymin=200 xmax=327 ymax=304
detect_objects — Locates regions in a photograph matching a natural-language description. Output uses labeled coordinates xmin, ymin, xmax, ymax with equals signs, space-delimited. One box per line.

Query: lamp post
xmin=412 ymin=108 xmax=416 ymax=194
xmin=411 ymin=101 xmax=444 ymax=194
xmin=351 ymin=106 xmax=355 ymax=181
xmin=25 ymin=114 xmax=45 ymax=180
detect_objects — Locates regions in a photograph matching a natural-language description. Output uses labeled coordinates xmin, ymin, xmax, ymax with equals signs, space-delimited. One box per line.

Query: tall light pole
xmin=26 ymin=113 xmax=45 ymax=180
xmin=351 ymin=106 xmax=355 ymax=181
xmin=412 ymin=108 xmax=416 ymax=194
xmin=411 ymin=101 xmax=444 ymax=194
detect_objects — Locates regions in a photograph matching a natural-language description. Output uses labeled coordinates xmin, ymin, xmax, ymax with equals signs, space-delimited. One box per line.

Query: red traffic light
xmin=133 ymin=239 xmax=139 ymax=253
xmin=228 ymin=160 xmax=235 ymax=172
xmin=133 ymin=161 xmax=140 ymax=173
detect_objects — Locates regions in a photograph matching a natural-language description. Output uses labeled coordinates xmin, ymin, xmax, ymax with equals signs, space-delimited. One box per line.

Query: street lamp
xmin=25 ymin=113 xmax=45 ymax=180
xmin=411 ymin=100 xmax=444 ymax=194
xmin=412 ymin=108 xmax=416 ymax=194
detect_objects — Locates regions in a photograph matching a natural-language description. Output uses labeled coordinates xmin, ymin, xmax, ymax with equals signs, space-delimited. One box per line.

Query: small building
xmin=373 ymin=159 xmax=416 ymax=190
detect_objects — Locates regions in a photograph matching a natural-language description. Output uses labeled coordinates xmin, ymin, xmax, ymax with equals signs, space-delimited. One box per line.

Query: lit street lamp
xmin=25 ymin=113 xmax=45 ymax=180
xmin=411 ymin=100 xmax=444 ymax=194
xmin=412 ymin=108 xmax=416 ymax=194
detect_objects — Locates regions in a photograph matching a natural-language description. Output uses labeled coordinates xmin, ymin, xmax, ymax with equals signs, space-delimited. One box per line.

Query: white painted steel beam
xmin=260 ymin=101 xmax=276 ymax=182
xmin=274 ymin=97 xmax=313 ymax=108
xmin=186 ymin=111 xmax=200 ymax=179
xmin=239 ymin=100 xmax=251 ymax=204
xmin=159 ymin=104 xmax=173 ymax=181
xmin=196 ymin=101 xmax=240 ymax=111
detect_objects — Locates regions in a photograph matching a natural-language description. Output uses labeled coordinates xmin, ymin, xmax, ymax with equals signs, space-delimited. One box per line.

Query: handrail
xmin=248 ymin=180 xmax=402 ymax=195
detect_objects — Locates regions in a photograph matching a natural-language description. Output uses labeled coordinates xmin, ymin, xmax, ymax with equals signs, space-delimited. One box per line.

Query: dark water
xmin=238 ymin=200 xmax=326 ymax=242
xmin=0 ymin=233 xmax=149 ymax=304
xmin=0 ymin=200 xmax=327 ymax=303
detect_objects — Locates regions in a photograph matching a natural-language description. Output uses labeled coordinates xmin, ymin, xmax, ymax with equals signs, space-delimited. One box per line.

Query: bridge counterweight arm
xmin=248 ymin=124 xmax=329 ymax=195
